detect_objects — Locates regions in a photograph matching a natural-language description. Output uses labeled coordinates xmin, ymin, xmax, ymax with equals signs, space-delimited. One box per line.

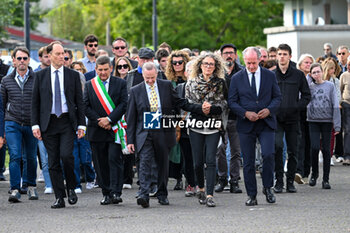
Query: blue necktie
xmin=103 ymin=81 xmax=107 ymax=87
xmin=54 ymin=70 xmax=62 ymax=117
xmin=251 ymin=72 xmax=257 ymax=98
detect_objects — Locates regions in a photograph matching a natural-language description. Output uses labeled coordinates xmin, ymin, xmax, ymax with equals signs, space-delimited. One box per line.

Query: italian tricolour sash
xmin=91 ymin=76 xmax=130 ymax=154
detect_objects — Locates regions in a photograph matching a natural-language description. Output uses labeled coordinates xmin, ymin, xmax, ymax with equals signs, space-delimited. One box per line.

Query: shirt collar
xmin=246 ymin=66 xmax=261 ymax=76
xmin=51 ymin=65 xmax=64 ymax=74
xmin=145 ymin=80 xmax=158 ymax=90
xmin=101 ymin=77 xmax=110 ymax=83
xmin=16 ymin=69 xmax=29 ymax=79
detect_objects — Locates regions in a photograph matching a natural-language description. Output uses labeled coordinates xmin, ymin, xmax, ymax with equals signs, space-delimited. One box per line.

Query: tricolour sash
xmin=91 ymin=76 xmax=129 ymax=154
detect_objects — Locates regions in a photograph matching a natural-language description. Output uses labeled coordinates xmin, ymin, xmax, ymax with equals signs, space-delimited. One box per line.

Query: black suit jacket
xmin=84 ymin=76 xmax=127 ymax=142
xmin=126 ymin=79 xmax=202 ymax=153
xmin=31 ymin=66 xmax=86 ymax=132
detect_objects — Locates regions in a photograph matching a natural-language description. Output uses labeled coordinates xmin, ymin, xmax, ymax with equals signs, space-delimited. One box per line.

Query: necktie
xmin=54 ymin=70 xmax=62 ymax=117
xmin=150 ymin=85 xmax=158 ymax=112
xmin=103 ymin=81 xmax=107 ymax=87
xmin=251 ymin=72 xmax=257 ymax=97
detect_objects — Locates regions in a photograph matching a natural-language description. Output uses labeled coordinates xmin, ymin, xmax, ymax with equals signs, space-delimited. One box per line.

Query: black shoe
xmin=51 ymin=198 xmax=65 ymax=209
xmin=262 ymin=188 xmax=276 ymax=203
xmin=158 ymin=197 xmax=169 ymax=205
xmin=322 ymin=181 xmax=331 ymax=189
xmin=309 ymin=177 xmax=317 ymax=187
xmin=137 ymin=197 xmax=149 ymax=208
xmin=245 ymin=196 xmax=258 ymax=206
xmin=67 ymin=189 xmax=78 ymax=205
xmin=273 ymin=183 xmax=283 ymax=193
xmin=215 ymin=177 xmax=228 ymax=193
xmin=20 ymin=184 xmax=28 ymax=194
xmin=230 ymin=180 xmax=242 ymax=193
xmin=100 ymin=195 xmax=110 ymax=205
xmin=174 ymin=179 xmax=183 ymax=190
xmin=111 ymin=193 xmax=123 ymax=204
xmin=286 ymin=181 xmax=297 ymax=193
xmin=198 ymin=191 xmax=206 ymax=205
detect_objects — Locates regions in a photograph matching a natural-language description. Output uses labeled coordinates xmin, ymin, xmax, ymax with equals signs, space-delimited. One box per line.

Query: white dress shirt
xmin=145 ymin=81 xmax=162 ymax=113
xmin=247 ymin=66 xmax=261 ymax=96
xmin=51 ymin=65 xmax=68 ymax=114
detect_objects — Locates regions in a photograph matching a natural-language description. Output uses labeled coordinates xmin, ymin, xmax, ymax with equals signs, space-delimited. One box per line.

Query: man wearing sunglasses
xmin=1 ymin=47 xmax=38 ymax=203
xmin=81 ymin=34 xmax=99 ymax=73
xmin=337 ymin=45 xmax=349 ymax=73
xmin=111 ymin=37 xmax=138 ymax=73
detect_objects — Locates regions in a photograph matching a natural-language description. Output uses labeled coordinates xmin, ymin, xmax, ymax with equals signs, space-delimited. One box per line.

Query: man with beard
xmin=80 ymin=34 xmax=99 ymax=72
xmin=215 ymin=44 xmax=244 ymax=194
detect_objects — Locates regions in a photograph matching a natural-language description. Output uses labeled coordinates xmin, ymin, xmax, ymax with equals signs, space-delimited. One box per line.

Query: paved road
xmin=1 ymin=162 xmax=350 ymax=233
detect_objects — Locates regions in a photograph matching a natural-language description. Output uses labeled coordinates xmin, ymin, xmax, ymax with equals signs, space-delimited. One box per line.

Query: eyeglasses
xmin=64 ymin=57 xmax=70 ymax=61
xmin=311 ymin=70 xmax=322 ymax=75
xmin=88 ymin=44 xmax=98 ymax=48
xmin=16 ymin=57 xmax=28 ymax=61
xmin=114 ymin=46 xmax=126 ymax=50
xmin=172 ymin=60 xmax=184 ymax=65
xmin=223 ymin=52 xmax=235 ymax=55
xmin=117 ymin=64 xmax=129 ymax=70
xmin=338 ymin=52 xmax=346 ymax=55
xmin=202 ymin=62 xmax=215 ymax=67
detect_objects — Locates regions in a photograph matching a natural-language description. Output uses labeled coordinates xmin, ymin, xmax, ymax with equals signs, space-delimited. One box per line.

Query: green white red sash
xmin=91 ymin=76 xmax=129 ymax=154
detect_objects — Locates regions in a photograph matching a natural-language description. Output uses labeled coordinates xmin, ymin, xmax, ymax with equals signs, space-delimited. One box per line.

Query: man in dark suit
xmin=84 ymin=56 xmax=127 ymax=205
xmin=228 ymin=47 xmax=281 ymax=206
xmin=126 ymin=62 xmax=203 ymax=208
xmin=31 ymin=41 xmax=86 ymax=209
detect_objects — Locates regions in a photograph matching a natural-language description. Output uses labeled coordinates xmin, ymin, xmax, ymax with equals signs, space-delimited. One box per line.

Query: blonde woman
xmin=185 ymin=53 xmax=227 ymax=207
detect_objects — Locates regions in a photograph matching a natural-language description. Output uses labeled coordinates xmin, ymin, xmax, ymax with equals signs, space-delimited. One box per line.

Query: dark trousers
xmin=90 ymin=142 xmax=123 ymax=196
xmin=297 ymin=120 xmax=311 ymax=178
xmin=42 ymin=114 xmax=76 ymax=199
xmin=342 ymin=102 xmax=350 ymax=158
xmin=216 ymin=119 xmax=241 ymax=180
xmin=123 ymin=153 xmax=135 ymax=185
xmin=179 ymin=137 xmax=195 ymax=187
xmin=239 ymin=120 xmax=275 ymax=197
xmin=275 ymin=121 xmax=298 ymax=183
xmin=309 ymin=122 xmax=332 ymax=182
xmin=189 ymin=130 xmax=219 ymax=196
xmin=0 ymin=144 xmax=6 ymax=174
xmin=138 ymin=132 xmax=170 ymax=199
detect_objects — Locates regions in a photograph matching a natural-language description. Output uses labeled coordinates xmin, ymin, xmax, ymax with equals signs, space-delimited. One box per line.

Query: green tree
xmin=0 ymin=0 xmax=13 ymax=40
xmin=45 ymin=0 xmax=283 ymax=50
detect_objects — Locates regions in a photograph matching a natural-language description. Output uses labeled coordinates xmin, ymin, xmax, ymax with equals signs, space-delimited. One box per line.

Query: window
xmin=300 ymin=9 xmax=304 ymax=25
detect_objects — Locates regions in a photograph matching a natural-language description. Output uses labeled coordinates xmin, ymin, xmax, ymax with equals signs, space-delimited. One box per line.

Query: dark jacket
xmin=1 ymin=67 xmax=36 ymax=125
xmin=84 ymin=76 xmax=127 ymax=142
xmin=31 ymin=66 xmax=86 ymax=132
xmin=229 ymin=67 xmax=281 ymax=133
xmin=275 ymin=63 xmax=311 ymax=123
xmin=225 ymin=62 xmax=243 ymax=120
xmin=0 ymin=60 xmax=9 ymax=81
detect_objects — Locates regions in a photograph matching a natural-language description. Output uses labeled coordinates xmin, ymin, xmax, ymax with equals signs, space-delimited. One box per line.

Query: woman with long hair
xmin=185 ymin=53 xmax=227 ymax=207
xmin=307 ymin=63 xmax=341 ymax=189
xmin=165 ymin=50 xmax=191 ymax=191
xmin=113 ymin=57 xmax=132 ymax=79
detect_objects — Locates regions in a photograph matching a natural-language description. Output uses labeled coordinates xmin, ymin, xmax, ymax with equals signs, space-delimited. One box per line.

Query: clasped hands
xmin=245 ymin=108 xmax=270 ymax=122
xmin=202 ymin=101 xmax=211 ymax=115
xmin=98 ymin=117 xmax=112 ymax=130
